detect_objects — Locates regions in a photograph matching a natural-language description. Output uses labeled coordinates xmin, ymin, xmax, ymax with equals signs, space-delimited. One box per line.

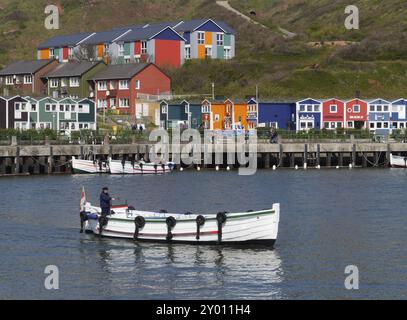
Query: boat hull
xmin=109 ymin=160 xmax=174 ymax=175
xmin=82 ymin=204 xmax=280 ymax=245
xmin=71 ymin=157 xmax=109 ymax=174
xmin=390 ymin=154 xmax=407 ymax=168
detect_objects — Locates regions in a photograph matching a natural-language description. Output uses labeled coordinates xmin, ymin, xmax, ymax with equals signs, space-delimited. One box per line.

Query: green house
xmin=22 ymin=96 xmax=96 ymax=131
xmin=42 ymin=61 xmax=106 ymax=99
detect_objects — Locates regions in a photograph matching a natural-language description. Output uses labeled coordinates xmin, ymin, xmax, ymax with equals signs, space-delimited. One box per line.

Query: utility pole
xmin=256 ymin=84 xmax=259 ymax=101
xmin=212 ymin=82 xmax=215 ymax=100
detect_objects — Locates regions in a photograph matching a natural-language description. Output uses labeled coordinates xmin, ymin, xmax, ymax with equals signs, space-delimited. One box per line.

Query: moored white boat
xmin=390 ymin=154 xmax=407 ymax=168
xmin=109 ymin=159 xmax=174 ymax=175
xmin=71 ymin=157 xmax=110 ymax=174
xmin=80 ymin=200 xmax=280 ymax=246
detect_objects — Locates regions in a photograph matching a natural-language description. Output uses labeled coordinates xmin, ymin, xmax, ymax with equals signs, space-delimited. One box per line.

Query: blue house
xmin=160 ymin=100 xmax=189 ymax=129
xmin=391 ymin=99 xmax=407 ymax=131
xmin=258 ymin=100 xmax=296 ymax=130
xmin=296 ymin=98 xmax=322 ymax=131
xmin=368 ymin=99 xmax=391 ymax=134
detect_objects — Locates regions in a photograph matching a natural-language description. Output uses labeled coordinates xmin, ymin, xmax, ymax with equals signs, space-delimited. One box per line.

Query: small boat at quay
xmin=71 ymin=157 xmax=110 ymax=174
xmin=80 ymin=192 xmax=280 ymax=246
xmin=390 ymin=154 xmax=407 ymax=168
xmin=109 ymin=159 xmax=174 ymax=175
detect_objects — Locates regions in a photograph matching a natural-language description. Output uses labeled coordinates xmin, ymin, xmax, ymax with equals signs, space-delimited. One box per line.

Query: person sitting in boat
xmin=100 ymin=187 xmax=114 ymax=217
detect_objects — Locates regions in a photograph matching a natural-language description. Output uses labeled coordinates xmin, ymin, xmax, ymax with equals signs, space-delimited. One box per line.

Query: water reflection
xmin=90 ymin=239 xmax=284 ymax=299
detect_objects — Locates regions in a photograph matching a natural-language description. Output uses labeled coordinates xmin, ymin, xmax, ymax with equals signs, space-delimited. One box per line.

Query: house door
xmin=354 ymin=121 xmax=364 ymax=129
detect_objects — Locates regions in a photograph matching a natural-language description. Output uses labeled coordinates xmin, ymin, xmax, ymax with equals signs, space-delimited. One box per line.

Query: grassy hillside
xmin=1 ymin=0 xmax=407 ymax=99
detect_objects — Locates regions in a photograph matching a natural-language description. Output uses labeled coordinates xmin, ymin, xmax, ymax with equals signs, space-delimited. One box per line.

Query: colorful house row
xmin=37 ymin=19 xmax=236 ymax=68
xmin=0 ymin=61 xmax=171 ymax=115
xmin=296 ymin=98 xmax=407 ymax=134
xmin=159 ymin=99 xmax=296 ymax=131
xmin=0 ymin=95 xmax=96 ymax=132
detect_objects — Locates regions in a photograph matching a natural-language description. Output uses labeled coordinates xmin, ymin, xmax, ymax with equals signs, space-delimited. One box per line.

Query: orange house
xmin=205 ymin=99 xmax=233 ymax=130
xmin=233 ymin=101 xmax=248 ymax=129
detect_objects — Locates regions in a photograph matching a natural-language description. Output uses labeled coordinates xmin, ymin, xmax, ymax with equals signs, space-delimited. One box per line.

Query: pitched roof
xmin=174 ymin=19 xmax=234 ymax=34
xmin=91 ymin=63 xmax=154 ymax=80
xmin=0 ymin=60 xmax=55 ymax=76
xmin=38 ymin=32 xmax=94 ymax=49
xmin=118 ymin=25 xmax=184 ymax=42
xmin=80 ymin=29 xmax=131 ymax=45
xmin=43 ymin=61 xmax=102 ymax=78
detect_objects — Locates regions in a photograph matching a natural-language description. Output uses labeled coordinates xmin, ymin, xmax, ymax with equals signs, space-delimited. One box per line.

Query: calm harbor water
xmin=0 ymin=169 xmax=406 ymax=300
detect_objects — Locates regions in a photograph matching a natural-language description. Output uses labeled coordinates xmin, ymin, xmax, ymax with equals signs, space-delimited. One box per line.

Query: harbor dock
xmin=0 ymin=142 xmax=406 ymax=175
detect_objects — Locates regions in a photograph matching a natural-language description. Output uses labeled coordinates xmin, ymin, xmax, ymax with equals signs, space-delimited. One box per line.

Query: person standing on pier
xmin=100 ymin=187 xmax=114 ymax=217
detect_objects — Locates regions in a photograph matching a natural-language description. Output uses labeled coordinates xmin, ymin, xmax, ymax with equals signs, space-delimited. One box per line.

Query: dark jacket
xmin=100 ymin=192 xmax=112 ymax=209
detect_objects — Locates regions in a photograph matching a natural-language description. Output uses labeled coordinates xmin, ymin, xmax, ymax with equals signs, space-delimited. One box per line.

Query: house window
xmin=61 ymin=78 xmax=68 ymax=87
xmin=337 ymin=122 xmax=342 ymax=128
xmin=217 ymin=33 xmax=224 ymax=46
xmin=384 ymin=122 xmax=389 ymax=128
xmin=370 ymin=105 xmax=375 ymax=112
xmin=324 ymin=122 xmax=329 ymax=128
xmin=52 ymin=104 xmax=57 ymax=111
xmin=307 ymin=105 xmax=313 ymax=112
xmin=377 ymin=122 xmax=382 ymax=129
xmin=118 ymin=44 xmax=124 ymax=56
xmin=68 ymin=47 xmax=74 ymax=59
xmin=45 ymin=104 xmax=51 ymax=112
xmin=162 ymin=105 xmax=168 ymax=114
xmin=353 ymin=105 xmax=360 ymax=113
xmin=141 ymin=41 xmax=147 ymax=54
xmin=314 ymin=105 xmax=320 ymax=112
xmin=185 ymin=46 xmax=191 ymax=59
xmin=50 ymin=48 xmax=55 ymax=59
xmin=347 ymin=122 xmax=353 ymax=128
xmin=104 ymin=44 xmax=110 ymax=55
xmin=50 ymin=78 xmax=59 ymax=88
xmin=330 ymin=105 xmax=337 ymax=113
xmin=119 ymin=80 xmax=129 ymax=90
xmin=98 ymin=81 xmax=107 ymax=91
xmin=205 ymin=47 xmax=212 ymax=59
xmin=5 ymin=76 xmax=13 ymax=85
xmin=197 ymin=32 xmax=205 ymax=45
xmin=98 ymin=99 xmax=107 ymax=108
xmin=70 ymin=77 xmax=80 ymax=87
xmin=60 ymin=104 xmax=64 ymax=111
xmin=377 ymin=105 xmax=382 ymax=112
xmin=24 ymin=75 xmax=33 ymax=84
xmin=119 ymin=98 xmax=129 ymax=107
xmin=370 ymin=123 xmax=375 ymax=129
xmin=383 ymin=105 xmax=389 ymax=112
xmin=31 ymin=104 xmax=36 ymax=111
xmin=299 ymin=105 xmax=305 ymax=112
xmin=202 ymin=105 xmax=210 ymax=113
xmin=224 ymin=48 xmax=231 ymax=60
xmin=135 ymin=80 xmax=140 ymax=90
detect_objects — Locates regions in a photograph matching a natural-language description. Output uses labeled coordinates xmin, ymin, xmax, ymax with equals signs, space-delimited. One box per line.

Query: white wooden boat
xmin=109 ymin=159 xmax=174 ymax=175
xmin=80 ymin=200 xmax=280 ymax=246
xmin=390 ymin=154 xmax=407 ymax=168
xmin=71 ymin=157 xmax=109 ymax=174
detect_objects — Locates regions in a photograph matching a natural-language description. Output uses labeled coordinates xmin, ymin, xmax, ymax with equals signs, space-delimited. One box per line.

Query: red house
xmin=91 ymin=63 xmax=171 ymax=115
xmin=345 ymin=98 xmax=368 ymax=129
xmin=322 ymin=98 xmax=345 ymax=129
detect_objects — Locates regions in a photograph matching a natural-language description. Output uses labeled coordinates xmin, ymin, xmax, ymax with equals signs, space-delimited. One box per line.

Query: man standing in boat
xmin=100 ymin=187 xmax=114 ymax=217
